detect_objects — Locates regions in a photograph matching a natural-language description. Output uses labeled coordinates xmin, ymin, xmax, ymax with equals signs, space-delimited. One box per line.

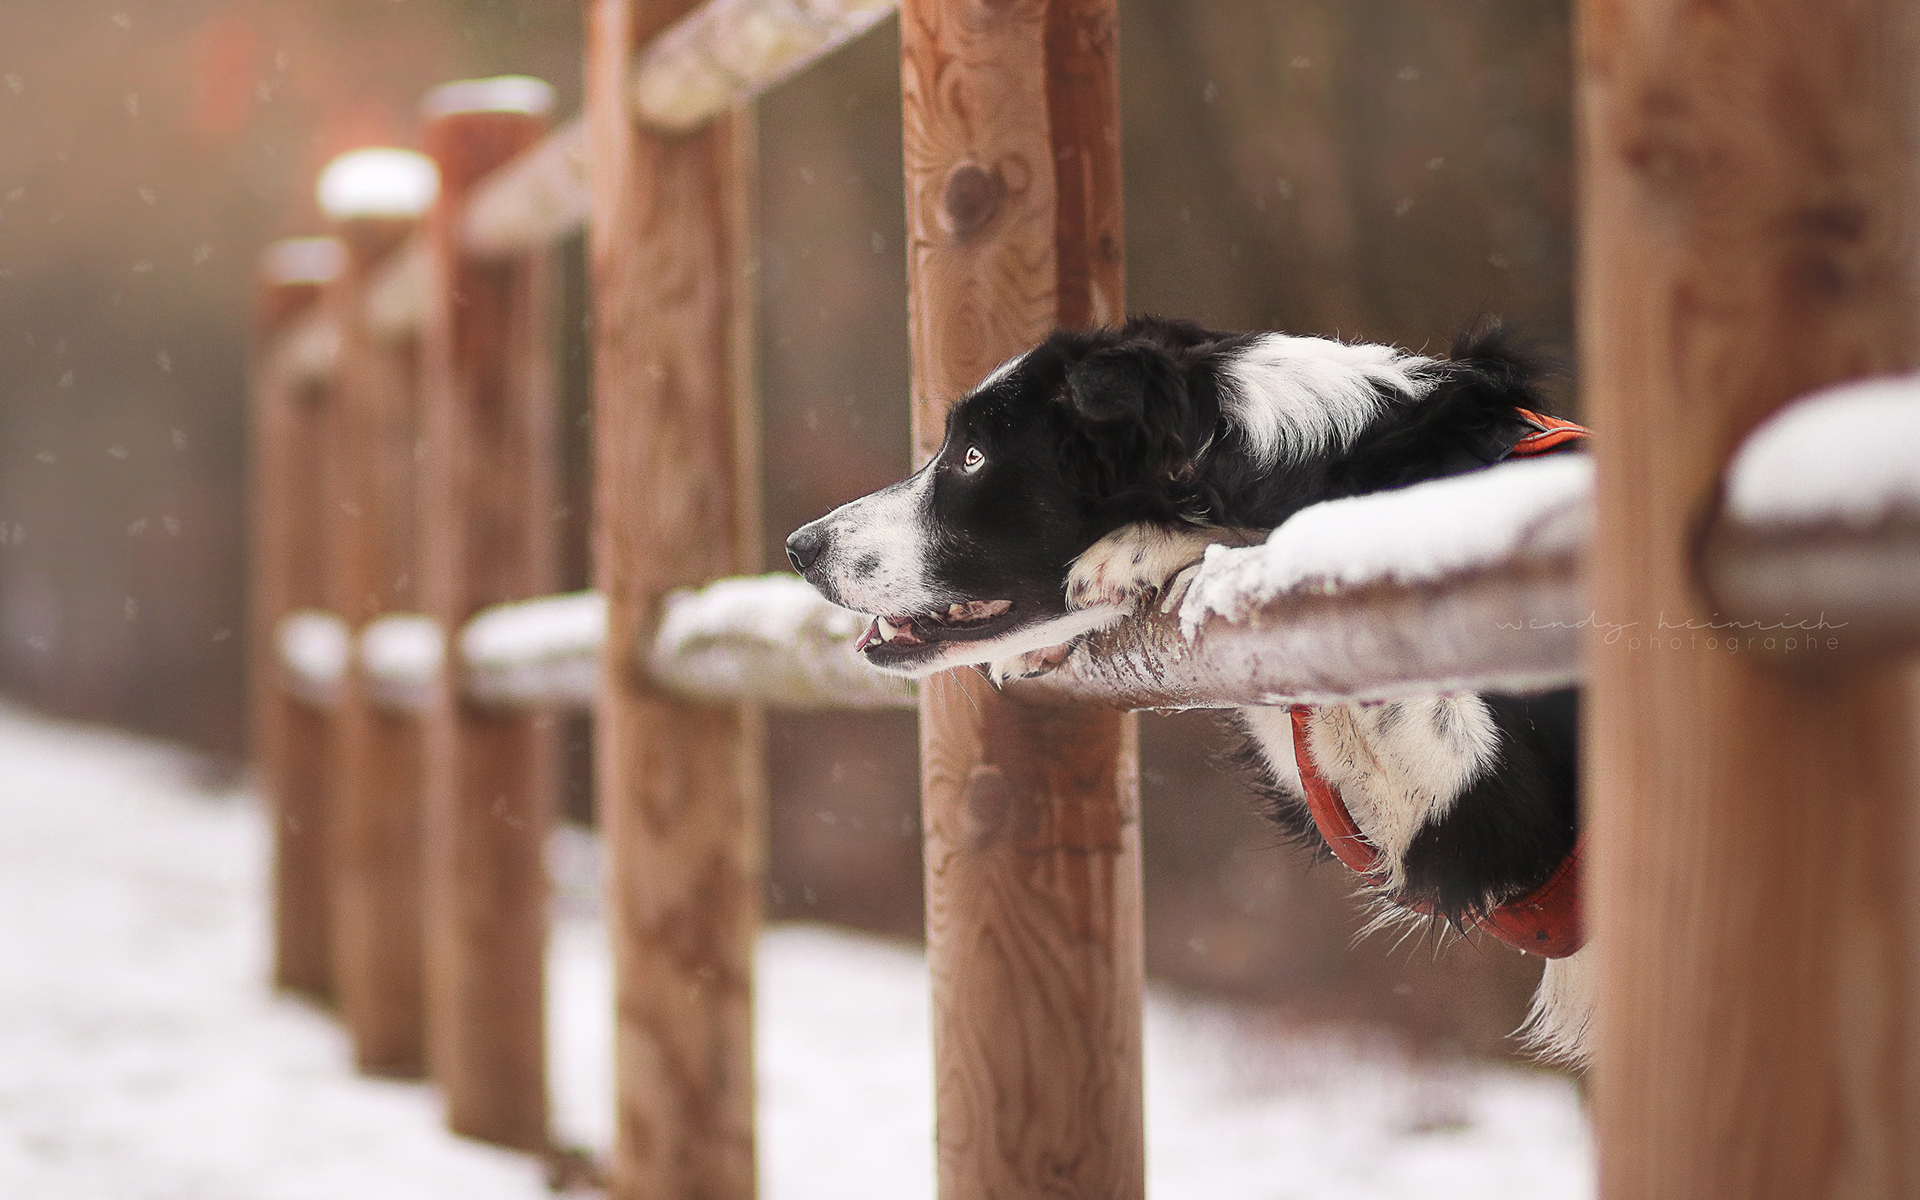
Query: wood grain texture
xmin=324 ymin=217 xmax=429 ymax=1077
xmin=588 ymin=3 xmax=764 ymax=1196
xmin=252 ymin=271 xmax=339 ymax=1003
xmin=1579 ymin=2 xmax=1920 ymax=1196
xmin=418 ymin=107 xmax=560 ymax=1151
xmin=900 ymin=0 xmax=1142 ymax=1194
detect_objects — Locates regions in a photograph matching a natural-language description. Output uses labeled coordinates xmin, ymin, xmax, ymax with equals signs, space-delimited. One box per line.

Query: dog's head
xmin=785 ymin=316 xmax=1447 ymax=675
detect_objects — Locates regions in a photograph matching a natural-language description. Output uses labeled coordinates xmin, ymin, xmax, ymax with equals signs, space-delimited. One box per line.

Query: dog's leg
xmin=1065 ymin=522 xmax=1258 ymax=612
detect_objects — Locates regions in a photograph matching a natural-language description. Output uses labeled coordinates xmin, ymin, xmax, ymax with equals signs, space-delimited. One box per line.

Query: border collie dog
xmin=785 ymin=317 xmax=1591 ymax=1062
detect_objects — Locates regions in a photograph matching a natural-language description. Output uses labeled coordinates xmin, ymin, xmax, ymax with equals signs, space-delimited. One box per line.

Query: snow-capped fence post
xmin=417 ymin=80 xmax=562 ymax=1152
xmin=587 ymin=4 xmax=764 ymax=1193
xmin=1580 ymin=3 xmax=1920 ymax=1196
xmin=899 ymin=0 xmax=1145 ymax=1195
xmin=317 ymin=150 xmax=438 ymax=1079
xmin=252 ymin=237 xmax=348 ymax=1005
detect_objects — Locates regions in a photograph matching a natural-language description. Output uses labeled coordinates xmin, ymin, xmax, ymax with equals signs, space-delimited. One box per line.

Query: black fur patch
xmin=1399 ymin=690 xmax=1580 ymax=919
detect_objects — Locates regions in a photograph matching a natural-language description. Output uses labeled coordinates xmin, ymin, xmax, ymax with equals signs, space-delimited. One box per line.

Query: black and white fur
xmin=785 ymin=317 xmax=1591 ymax=1061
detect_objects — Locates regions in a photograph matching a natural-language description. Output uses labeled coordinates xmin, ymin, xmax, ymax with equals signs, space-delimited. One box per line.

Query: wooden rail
xmin=278 ymin=434 xmax=1920 ymax=715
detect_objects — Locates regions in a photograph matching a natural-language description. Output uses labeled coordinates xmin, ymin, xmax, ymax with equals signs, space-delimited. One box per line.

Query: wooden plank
xmin=323 ymin=208 xmax=430 ymax=1077
xmin=1579 ymin=1 xmax=1920 ymax=1196
xmin=587 ymin=2 xmax=763 ymax=1195
xmin=417 ymin=88 xmax=561 ymax=1150
xmin=898 ymin=0 xmax=1143 ymax=1195
xmin=252 ymin=239 xmax=346 ymax=1003
xmin=630 ymin=0 xmax=898 ymax=132
xmin=463 ymin=118 xmax=593 ymax=259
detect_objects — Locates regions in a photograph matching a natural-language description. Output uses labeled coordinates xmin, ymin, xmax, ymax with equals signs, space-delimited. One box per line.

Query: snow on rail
xmin=276 ymin=610 xmax=351 ymax=708
xmin=1704 ymin=374 xmax=1920 ymax=648
xmin=461 ymin=591 xmax=606 ymax=708
xmin=358 ymin=614 xmax=446 ymax=712
xmin=649 ymin=576 xmax=916 ymax=709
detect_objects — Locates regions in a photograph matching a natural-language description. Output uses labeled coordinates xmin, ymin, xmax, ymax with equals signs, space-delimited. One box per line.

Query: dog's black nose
xmin=786 ymin=524 xmax=827 ymax=574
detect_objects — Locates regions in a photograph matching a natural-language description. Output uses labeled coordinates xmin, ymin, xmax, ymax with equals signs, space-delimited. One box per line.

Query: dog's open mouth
xmin=853 ymin=599 xmax=1017 ymax=665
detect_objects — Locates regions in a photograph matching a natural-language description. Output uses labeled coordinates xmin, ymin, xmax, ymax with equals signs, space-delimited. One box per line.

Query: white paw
xmin=1067 ymin=523 xmax=1254 ymax=613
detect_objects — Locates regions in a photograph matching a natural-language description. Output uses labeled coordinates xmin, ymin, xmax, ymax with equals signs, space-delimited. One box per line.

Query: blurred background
xmin=0 ymin=0 xmax=1575 ymax=1054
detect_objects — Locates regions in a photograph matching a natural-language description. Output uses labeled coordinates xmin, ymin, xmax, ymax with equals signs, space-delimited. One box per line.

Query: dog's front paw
xmin=988 ymin=643 xmax=1075 ymax=686
xmin=1068 ymin=523 xmax=1246 ymax=612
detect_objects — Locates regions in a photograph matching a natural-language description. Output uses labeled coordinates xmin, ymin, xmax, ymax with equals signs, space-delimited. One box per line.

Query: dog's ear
xmin=1065 ymin=344 xmax=1179 ymax=425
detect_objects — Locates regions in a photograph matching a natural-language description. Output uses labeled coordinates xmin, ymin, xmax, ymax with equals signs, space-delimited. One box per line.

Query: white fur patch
xmin=1300 ymin=697 xmax=1499 ymax=891
xmin=1220 ymin=335 xmax=1436 ymax=468
xmin=1235 ymin=706 xmax=1306 ymax=800
xmin=802 ymin=466 xmax=944 ymax=616
xmin=1520 ymin=946 xmax=1595 ymax=1065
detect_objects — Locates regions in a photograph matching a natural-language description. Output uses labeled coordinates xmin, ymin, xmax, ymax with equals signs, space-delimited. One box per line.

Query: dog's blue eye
xmin=962 ymin=446 xmax=985 ymax=472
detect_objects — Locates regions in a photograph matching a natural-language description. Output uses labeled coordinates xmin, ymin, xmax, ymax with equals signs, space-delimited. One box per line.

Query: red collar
xmin=1284 ymin=411 xmax=1592 ymax=959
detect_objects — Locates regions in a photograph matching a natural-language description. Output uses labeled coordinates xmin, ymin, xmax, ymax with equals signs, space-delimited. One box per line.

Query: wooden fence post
xmin=1580 ymin=2 xmax=1920 ymax=1196
xmin=318 ymin=149 xmax=438 ymax=1076
xmin=252 ymin=236 xmax=347 ymax=1003
xmin=418 ymin=80 xmax=561 ymax=1150
xmin=898 ymin=1 xmax=1144 ymax=1196
xmin=585 ymin=3 xmax=763 ymax=1195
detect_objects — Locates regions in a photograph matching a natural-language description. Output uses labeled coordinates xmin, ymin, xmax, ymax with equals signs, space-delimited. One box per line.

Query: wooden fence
xmin=251 ymin=0 xmax=1920 ymax=1196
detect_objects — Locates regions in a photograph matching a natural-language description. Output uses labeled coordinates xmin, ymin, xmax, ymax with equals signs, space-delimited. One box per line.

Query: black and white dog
xmin=785 ymin=317 xmax=1591 ymax=1062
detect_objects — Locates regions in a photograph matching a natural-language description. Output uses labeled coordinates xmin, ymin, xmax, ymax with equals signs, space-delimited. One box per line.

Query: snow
xmin=649 ymin=575 xmax=915 ymax=708
xmin=315 ymin=149 xmax=440 ymax=222
xmin=1725 ymin=375 xmax=1920 ymax=529
xmin=0 ymin=702 xmax=1594 ymax=1198
xmin=461 ymin=591 xmax=605 ymax=672
xmin=1183 ymin=455 xmax=1592 ymax=638
xmin=276 ymin=609 xmax=350 ymax=707
xmin=258 ymin=237 xmax=345 ymax=286
xmin=421 ymin=76 xmax=557 ymax=121
xmin=358 ymin=613 xmax=445 ymax=712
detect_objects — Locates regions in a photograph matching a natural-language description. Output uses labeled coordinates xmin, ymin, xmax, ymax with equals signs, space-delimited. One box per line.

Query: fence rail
xmin=275 ymin=424 xmax=1920 ymax=716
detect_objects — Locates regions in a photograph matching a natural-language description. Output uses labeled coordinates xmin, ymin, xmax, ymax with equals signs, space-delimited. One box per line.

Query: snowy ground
xmin=0 ymin=703 xmax=1593 ymax=1199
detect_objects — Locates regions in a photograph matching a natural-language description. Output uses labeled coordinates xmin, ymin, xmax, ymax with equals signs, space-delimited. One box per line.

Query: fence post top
xmin=317 ymin=148 xmax=440 ymax=223
xmin=421 ymin=75 xmax=556 ymax=121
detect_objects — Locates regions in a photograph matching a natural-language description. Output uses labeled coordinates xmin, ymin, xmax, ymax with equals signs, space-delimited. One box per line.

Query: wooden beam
xmin=898 ymin=0 xmax=1143 ymax=1195
xmin=630 ymin=0 xmax=898 ymax=132
xmin=417 ymin=85 xmax=561 ymax=1151
xmin=1580 ymin=1 xmax=1920 ymax=1195
xmin=252 ymin=238 xmax=346 ymax=1003
xmin=587 ymin=2 xmax=763 ymax=1195
xmin=321 ymin=176 xmax=433 ymax=1077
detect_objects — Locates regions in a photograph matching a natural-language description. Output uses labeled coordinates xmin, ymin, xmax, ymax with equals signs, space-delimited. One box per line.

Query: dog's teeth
xmin=948 ymin=603 xmax=967 ymax=620
xmin=877 ymin=617 xmax=898 ymax=641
